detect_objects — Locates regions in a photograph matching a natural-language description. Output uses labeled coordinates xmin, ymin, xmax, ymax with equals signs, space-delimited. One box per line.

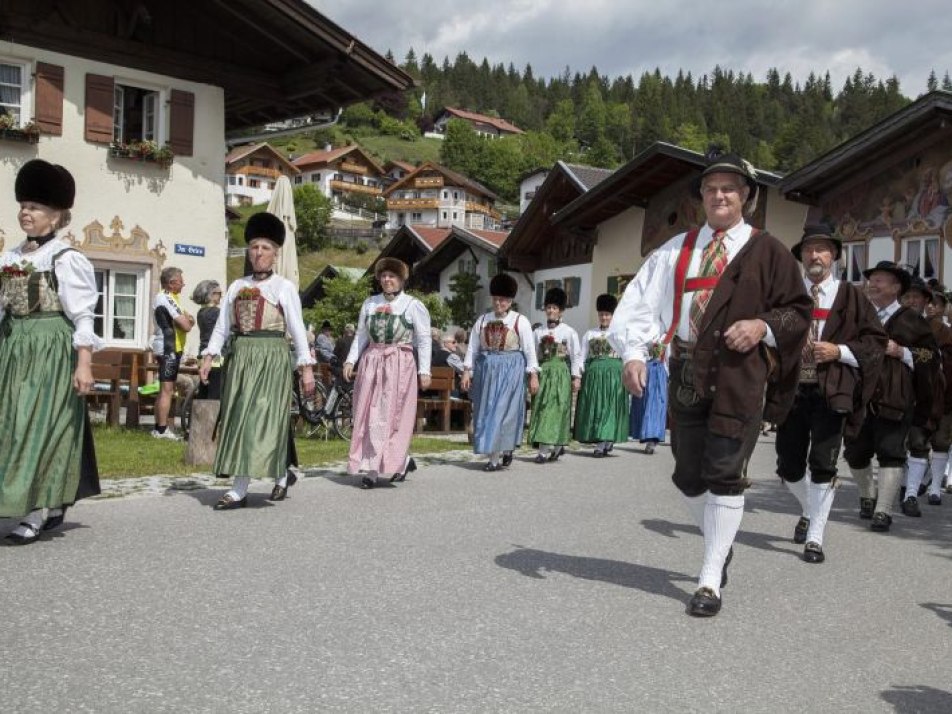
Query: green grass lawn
xmin=93 ymin=425 xmax=468 ymax=479
xmin=227 ymin=247 xmax=374 ymax=285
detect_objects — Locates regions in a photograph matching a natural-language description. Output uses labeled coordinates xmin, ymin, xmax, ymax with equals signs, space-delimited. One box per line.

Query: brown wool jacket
xmin=873 ymin=307 xmax=938 ymax=429
xmin=814 ymin=282 xmax=887 ymax=438
xmin=690 ymin=231 xmax=812 ymax=439
xmin=927 ymin=316 xmax=952 ymax=416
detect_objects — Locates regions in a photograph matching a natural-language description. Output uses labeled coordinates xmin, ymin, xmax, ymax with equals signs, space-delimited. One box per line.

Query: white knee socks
xmin=805 ymin=481 xmax=834 ymax=546
xmin=698 ymin=494 xmax=744 ymax=596
xmin=904 ymin=457 xmax=928 ymax=499
xmin=682 ymin=493 xmax=706 ymax=533
xmin=875 ymin=467 xmax=903 ymax=516
xmin=929 ymin=453 xmax=948 ymax=497
xmin=784 ymin=476 xmax=809 ymax=516
xmin=227 ymin=475 xmax=251 ymax=500
xmin=850 ymin=466 xmax=876 ymax=500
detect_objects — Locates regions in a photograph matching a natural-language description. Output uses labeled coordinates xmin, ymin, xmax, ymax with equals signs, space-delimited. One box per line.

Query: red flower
xmin=236 ymin=286 xmax=261 ymax=300
xmin=375 ymin=304 xmax=392 ymax=314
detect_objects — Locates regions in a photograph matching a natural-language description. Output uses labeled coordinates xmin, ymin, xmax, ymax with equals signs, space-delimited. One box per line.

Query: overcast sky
xmin=312 ymin=0 xmax=951 ymax=98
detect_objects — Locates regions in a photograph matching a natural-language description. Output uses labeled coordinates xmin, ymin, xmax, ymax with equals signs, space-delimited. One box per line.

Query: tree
xmin=409 ymin=289 xmax=453 ymax=330
xmin=439 ymin=119 xmax=484 ymax=177
xmin=304 ymin=274 xmax=372 ymax=336
xmin=545 ymin=99 xmax=576 ymax=143
xmin=446 ymin=272 xmax=483 ymax=330
xmin=293 ymin=184 xmax=333 ymax=251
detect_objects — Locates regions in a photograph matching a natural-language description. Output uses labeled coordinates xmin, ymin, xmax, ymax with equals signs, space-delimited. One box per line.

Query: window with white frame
xmin=0 ymin=59 xmax=29 ymax=126
xmin=902 ymin=236 xmax=940 ymax=280
xmin=93 ymin=266 xmax=149 ymax=345
xmin=457 ymin=258 xmax=476 ymax=274
xmin=840 ymin=242 xmax=867 ymax=284
xmin=113 ymin=82 xmax=161 ymax=144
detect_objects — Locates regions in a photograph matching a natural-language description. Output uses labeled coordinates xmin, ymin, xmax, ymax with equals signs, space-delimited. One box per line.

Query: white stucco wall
xmin=527 ymin=264 xmax=594 ymax=337
xmin=519 ymin=172 xmax=547 ymax=214
xmin=0 ymin=42 xmax=227 ymax=356
xmin=763 ymin=186 xmax=808 ymax=247
xmin=590 ymin=205 xmax=646 ymax=321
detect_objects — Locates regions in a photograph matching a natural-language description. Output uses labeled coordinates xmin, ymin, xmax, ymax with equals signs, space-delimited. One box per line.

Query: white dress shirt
xmin=579 ymin=327 xmax=619 ymax=367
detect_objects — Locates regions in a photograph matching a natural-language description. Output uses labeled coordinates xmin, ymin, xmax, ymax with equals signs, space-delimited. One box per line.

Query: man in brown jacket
xmin=844 ymin=263 xmax=938 ymax=532
xmin=611 ymin=149 xmax=811 ymax=617
xmin=775 ymin=226 xmax=886 ymax=563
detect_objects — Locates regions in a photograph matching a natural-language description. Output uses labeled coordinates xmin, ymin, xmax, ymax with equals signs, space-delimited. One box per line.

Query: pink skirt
xmin=348 ymin=343 xmax=418 ymax=475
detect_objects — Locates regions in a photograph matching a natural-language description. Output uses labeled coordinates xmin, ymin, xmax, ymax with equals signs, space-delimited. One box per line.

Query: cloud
xmin=311 ymin=0 xmax=952 ymax=96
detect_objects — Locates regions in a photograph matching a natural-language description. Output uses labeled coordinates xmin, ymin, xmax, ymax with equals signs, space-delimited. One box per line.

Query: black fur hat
xmin=374 ymin=257 xmax=410 ymax=281
xmin=15 ymin=159 xmax=75 ymax=209
xmin=245 ymin=211 xmax=286 ymax=246
xmin=596 ymin=293 xmax=618 ymax=313
xmin=489 ymin=273 xmax=518 ymax=298
xmin=543 ymin=286 xmax=567 ymax=310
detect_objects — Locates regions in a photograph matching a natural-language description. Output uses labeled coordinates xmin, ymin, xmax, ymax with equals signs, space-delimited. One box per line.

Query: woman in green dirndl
xmin=1 ymin=159 xmax=101 ymax=545
xmin=527 ymin=287 xmax=582 ymax=463
xmin=574 ymin=293 xmax=629 ymax=457
xmin=199 ymin=212 xmax=316 ymax=509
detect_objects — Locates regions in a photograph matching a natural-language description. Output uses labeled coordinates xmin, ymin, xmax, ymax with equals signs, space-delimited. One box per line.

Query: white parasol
xmin=267 ymin=175 xmax=299 ymax=289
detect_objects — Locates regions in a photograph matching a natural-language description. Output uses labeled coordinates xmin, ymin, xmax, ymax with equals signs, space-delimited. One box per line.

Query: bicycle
xmin=294 ymin=368 xmax=354 ymax=440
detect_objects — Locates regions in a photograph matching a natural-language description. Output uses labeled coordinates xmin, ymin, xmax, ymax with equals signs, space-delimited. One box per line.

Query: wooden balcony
xmin=465 ymin=201 xmax=502 ymax=220
xmin=330 ymin=179 xmax=381 ymax=196
xmin=233 ymin=165 xmax=284 ymax=179
xmin=414 ymin=176 xmax=444 ymax=188
xmin=387 ymin=197 xmax=440 ymax=210
xmin=339 ymin=161 xmax=368 ymax=175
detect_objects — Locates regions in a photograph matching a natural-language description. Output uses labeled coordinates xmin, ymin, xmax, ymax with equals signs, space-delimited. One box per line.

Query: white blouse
xmin=0 ymin=237 xmax=102 ymax=350
xmin=203 ymin=274 xmax=315 ymax=367
xmin=580 ymin=327 xmax=620 ymax=365
xmin=533 ymin=322 xmax=583 ymax=377
xmin=346 ymin=292 xmax=432 ymax=375
xmin=463 ymin=310 xmax=539 ymax=373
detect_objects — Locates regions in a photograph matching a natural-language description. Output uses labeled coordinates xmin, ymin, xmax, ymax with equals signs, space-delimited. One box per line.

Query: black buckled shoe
xmin=549 ymin=446 xmax=565 ymax=462
xmin=870 ymin=512 xmax=892 ymax=532
xmin=392 ymin=457 xmax=417 ymax=483
xmin=214 ymin=494 xmax=247 ymax=510
xmin=688 ymin=587 xmax=722 ymax=617
xmin=793 ymin=516 xmax=810 ymax=544
xmin=644 ymin=442 xmax=655 ymax=455
xmin=483 ymin=462 xmax=500 ymax=472
xmin=593 ymin=448 xmax=605 ymax=458
xmin=927 ymin=493 xmax=942 ymax=506
xmin=720 ymin=547 xmax=733 ymax=589
xmin=534 ymin=454 xmax=547 ymax=464
xmin=859 ymin=498 xmax=875 ymax=520
xmin=269 ymin=471 xmax=298 ymax=501
xmin=501 ymin=451 xmax=513 ymax=467
xmin=5 ymin=522 xmax=42 ymax=545
xmin=43 ymin=506 xmax=68 ymax=531
xmin=802 ymin=541 xmax=825 ymax=563
xmin=900 ymin=496 xmax=922 ymax=518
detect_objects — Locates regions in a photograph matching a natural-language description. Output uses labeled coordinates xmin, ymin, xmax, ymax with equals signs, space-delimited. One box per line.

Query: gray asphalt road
xmin=2 ymin=436 xmax=951 ymax=713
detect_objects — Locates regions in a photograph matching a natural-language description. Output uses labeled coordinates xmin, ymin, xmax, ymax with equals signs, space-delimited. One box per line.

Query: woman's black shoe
xmin=501 ymin=452 xmax=513 ymax=467
xmin=483 ymin=462 xmax=500 ymax=472
xmin=392 ymin=457 xmax=417 ymax=483
xmin=360 ymin=476 xmax=376 ymax=489
xmin=43 ymin=506 xmax=68 ymax=531
xmin=5 ymin=522 xmax=42 ymax=545
xmin=548 ymin=446 xmax=565 ymax=462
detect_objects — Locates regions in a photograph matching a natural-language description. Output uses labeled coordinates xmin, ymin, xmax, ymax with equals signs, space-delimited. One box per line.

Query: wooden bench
xmin=416 ymin=365 xmax=471 ymax=435
xmin=89 ymin=351 xmax=126 ymax=427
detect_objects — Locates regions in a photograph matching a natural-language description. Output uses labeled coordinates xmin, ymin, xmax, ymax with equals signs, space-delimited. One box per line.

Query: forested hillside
xmin=283 ymin=50 xmax=951 ymax=204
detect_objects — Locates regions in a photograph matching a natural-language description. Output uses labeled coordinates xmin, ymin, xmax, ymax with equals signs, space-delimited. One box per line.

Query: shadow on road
xmin=640 ymin=518 xmax=801 ymax=558
xmin=880 ymin=684 xmax=952 ymax=712
xmin=921 ymin=602 xmax=952 ymax=629
xmin=494 ymin=545 xmax=695 ymax=603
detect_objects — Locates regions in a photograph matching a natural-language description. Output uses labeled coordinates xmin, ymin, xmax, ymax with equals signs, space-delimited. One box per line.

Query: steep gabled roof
xmin=413 ymin=226 xmax=510 ymax=281
xmin=383 ymin=161 xmax=499 ymax=202
xmin=292 ymin=144 xmax=385 ymax=174
xmin=384 ymin=159 xmax=417 ymax=173
xmin=438 ymin=107 xmax=524 ymax=135
xmin=225 ymin=142 xmax=300 ymax=174
xmin=780 ymin=90 xmax=952 ymax=204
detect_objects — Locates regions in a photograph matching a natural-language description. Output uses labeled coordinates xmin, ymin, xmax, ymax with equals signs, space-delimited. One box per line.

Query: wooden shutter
xmin=85 ymin=73 xmax=114 ymax=143
xmin=34 ymin=62 xmax=64 ymax=135
xmin=168 ymin=89 xmax=194 ymax=157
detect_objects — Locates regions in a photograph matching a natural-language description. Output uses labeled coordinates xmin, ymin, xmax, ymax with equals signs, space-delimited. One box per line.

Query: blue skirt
xmin=629 ymin=359 xmax=668 ymax=442
xmin=471 ymin=350 xmax=527 ymax=454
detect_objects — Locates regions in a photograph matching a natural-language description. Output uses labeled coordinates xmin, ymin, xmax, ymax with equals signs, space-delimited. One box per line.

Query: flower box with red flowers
xmin=109 ymin=140 xmax=174 ymax=169
xmin=0 ymin=115 xmax=40 ymax=144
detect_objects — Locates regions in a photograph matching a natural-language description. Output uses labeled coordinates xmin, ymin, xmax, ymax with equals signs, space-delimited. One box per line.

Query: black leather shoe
xmin=269 ymin=471 xmax=298 ymax=501
xmin=360 ymin=476 xmax=376 ymax=489
xmin=859 ymin=498 xmax=875 ymax=519
xmin=793 ymin=516 xmax=810 ymax=544
xmin=214 ymin=494 xmax=247 ymax=510
xmin=42 ymin=506 xmax=68 ymax=531
xmin=803 ymin=541 xmax=825 ymax=563
xmin=5 ymin=522 xmax=42 ymax=545
xmin=392 ymin=457 xmax=417 ymax=483
xmin=483 ymin=462 xmax=500 ymax=472
xmin=644 ymin=442 xmax=655 ymax=455
xmin=549 ymin=446 xmax=565 ymax=462
xmin=721 ymin=547 xmax=733 ymax=589
xmin=927 ymin=493 xmax=942 ymax=506
xmin=501 ymin=452 xmax=513 ymax=467
xmin=593 ymin=449 xmax=605 ymax=458
xmin=901 ymin=496 xmax=922 ymax=517
xmin=688 ymin=587 xmax=722 ymax=617
xmin=534 ymin=454 xmax=547 ymax=464
xmin=870 ymin=512 xmax=892 ymax=531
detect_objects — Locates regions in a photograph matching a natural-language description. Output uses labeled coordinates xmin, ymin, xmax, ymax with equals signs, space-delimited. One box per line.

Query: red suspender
xmin=658 ymin=228 xmax=701 ymax=356
xmin=812 ymin=308 xmax=831 ymax=320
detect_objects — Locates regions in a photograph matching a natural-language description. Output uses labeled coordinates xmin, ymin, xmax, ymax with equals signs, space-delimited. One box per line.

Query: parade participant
xmin=775 ymin=226 xmax=886 ymax=563
xmin=610 ymin=149 xmax=811 ymax=617
xmin=151 ymin=266 xmax=194 ymax=440
xmin=190 ymin=279 xmax=222 ymax=399
xmin=462 ymin=273 xmax=539 ymax=471
xmin=575 ymin=293 xmax=629 ymax=457
xmin=844 ymin=262 xmax=938 ymax=532
xmin=1 ymin=159 xmax=101 ymax=544
xmin=628 ymin=345 xmax=668 ymax=456
xmin=199 ymin=212 xmax=315 ymax=508
xmin=901 ymin=281 xmax=952 ymax=510
xmin=344 ymin=258 xmax=431 ymax=489
xmin=528 ymin=287 xmax=582 ymax=463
